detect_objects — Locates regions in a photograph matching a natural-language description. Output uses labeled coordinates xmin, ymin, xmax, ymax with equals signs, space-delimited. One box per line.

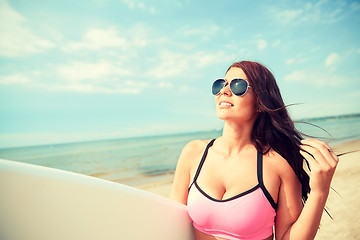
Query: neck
xmin=219 ymin=120 xmax=256 ymax=155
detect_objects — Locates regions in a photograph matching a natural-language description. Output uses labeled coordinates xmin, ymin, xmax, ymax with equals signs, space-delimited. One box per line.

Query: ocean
xmin=1 ymin=113 xmax=359 ymax=186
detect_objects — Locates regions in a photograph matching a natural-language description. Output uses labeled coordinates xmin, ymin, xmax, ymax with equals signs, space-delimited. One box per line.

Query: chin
xmin=216 ymin=112 xmax=233 ymax=121
xmin=216 ymin=111 xmax=258 ymax=123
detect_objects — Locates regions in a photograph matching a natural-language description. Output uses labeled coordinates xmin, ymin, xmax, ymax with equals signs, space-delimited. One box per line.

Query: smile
xmin=219 ymin=101 xmax=234 ymax=107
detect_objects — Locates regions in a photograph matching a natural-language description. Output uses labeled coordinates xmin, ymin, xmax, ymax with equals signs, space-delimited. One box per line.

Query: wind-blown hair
xmin=227 ymin=61 xmax=310 ymax=203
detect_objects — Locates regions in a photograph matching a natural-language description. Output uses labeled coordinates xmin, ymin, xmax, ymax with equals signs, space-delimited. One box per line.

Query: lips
xmin=219 ymin=101 xmax=234 ymax=107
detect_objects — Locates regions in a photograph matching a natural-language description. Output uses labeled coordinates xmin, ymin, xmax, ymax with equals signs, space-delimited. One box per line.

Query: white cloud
xmin=350 ymin=2 xmax=360 ymax=11
xmin=284 ymin=69 xmax=345 ymax=86
xmin=272 ymin=40 xmax=281 ymax=47
xmin=325 ymin=53 xmax=339 ymax=67
xmin=284 ymin=70 xmax=306 ymax=82
xmin=285 ymin=58 xmax=295 ymax=65
xmin=0 ymin=59 xmax=145 ymax=94
xmin=62 ymin=24 xmax=150 ymax=53
xmin=45 ymin=82 xmax=145 ymax=94
xmin=178 ymin=24 xmax=221 ymax=41
xmin=276 ymin=9 xmax=303 ymax=24
xmin=149 ymin=7 xmax=156 ymax=14
xmin=0 ymin=73 xmax=32 ymax=84
xmin=146 ymin=50 xmax=232 ymax=79
xmin=179 ymin=24 xmax=220 ymax=37
xmin=158 ymin=82 xmax=173 ymax=88
xmin=257 ymin=39 xmax=268 ymax=50
xmin=63 ymin=27 xmax=129 ymax=52
xmin=272 ymin=0 xmax=350 ymax=25
xmin=0 ymin=0 xmax=55 ymax=57
xmin=58 ymin=61 xmax=112 ymax=81
xmin=285 ymin=56 xmax=309 ymax=65
xmin=122 ymin=0 xmax=135 ymax=9
xmin=54 ymin=60 xmax=143 ymax=93
xmin=146 ymin=51 xmax=189 ymax=79
xmin=122 ymin=0 xmax=155 ymax=14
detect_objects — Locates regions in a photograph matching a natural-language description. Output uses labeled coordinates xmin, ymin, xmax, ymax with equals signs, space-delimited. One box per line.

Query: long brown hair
xmin=227 ymin=61 xmax=310 ymax=203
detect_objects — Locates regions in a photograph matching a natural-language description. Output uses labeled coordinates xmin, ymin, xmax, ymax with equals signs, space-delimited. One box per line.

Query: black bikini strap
xmin=192 ymin=139 xmax=216 ymax=182
xmin=257 ymin=151 xmax=277 ymax=209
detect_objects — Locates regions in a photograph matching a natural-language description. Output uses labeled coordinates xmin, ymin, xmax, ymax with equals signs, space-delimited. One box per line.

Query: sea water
xmin=0 ymin=114 xmax=359 ymax=186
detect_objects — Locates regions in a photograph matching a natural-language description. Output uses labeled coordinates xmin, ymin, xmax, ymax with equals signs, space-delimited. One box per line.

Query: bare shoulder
xmin=178 ymin=139 xmax=212 ymax=166
xmin=170 ymin=139 xmax=213 ymax=203
xmin=182 ymin=139 xmax=209 ymax=153
xmin=264 ymin=149 xmax=298 ymax=180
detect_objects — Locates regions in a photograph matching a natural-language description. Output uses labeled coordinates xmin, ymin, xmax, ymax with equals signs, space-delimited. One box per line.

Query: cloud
xmin=63 ymin=27 xmax=129 ymax=52
xmin=158 ymin=82 xmax=173 ymax=88
xmin=122 ymin=0 xmax=155 ymax=14
xmin=0 ymin=73 xmax=32 ymax=84
xmin=45 ymin=82 xmax=146 ymax=94
xmin=284 ymin=70 xmax=306 ymax=82
xmin=0 ymin=59 xmax=146 ymax=94
xmin=145 ymin=51 xmax=190 ymax=79
xmin=54 ymin=60 xmax=145 ymax=93
xmin=275 ymin=9 xmax=303 ymax=24
xmin=257 ymin=39 xmax=268 ymax=50
xmin=272 ymin=0 xmax=351 ymax=25
xmin=285 ymin=56 xmax=309 ymax=65
xmin=0 ymin=0 xmax=55 ymax=57
xmin=325 ymin=53 xmax=339 ymax=67
xmin=145 ymin=50 xmax=232 ymax=79
xmin=284 ymin=69 xmax=344 ymax=86
xmin=272 ymin=40 xmax=281 ymax=47
xmin=57 ymin=61 xmax=133 ymax=81
xmin=350 ymin=1 xmax=360 ymax=11
xmin=62 ymin=24 xmax=150 ymax=54
xmin=179 ymin=24 xmax=220 ymax=37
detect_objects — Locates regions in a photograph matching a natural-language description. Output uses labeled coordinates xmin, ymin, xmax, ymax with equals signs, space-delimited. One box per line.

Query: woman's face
xmin=215 ymin=67 xmax=258 ymax=124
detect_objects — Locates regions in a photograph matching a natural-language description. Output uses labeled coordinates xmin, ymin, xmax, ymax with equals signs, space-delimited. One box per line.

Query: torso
xmin=188 ymin=139 xmax=280 ymax=205
xmin=194 ymin=230 xmax=274 ymax=240
xmin=187 ymin=139 xmax=282 ymax=240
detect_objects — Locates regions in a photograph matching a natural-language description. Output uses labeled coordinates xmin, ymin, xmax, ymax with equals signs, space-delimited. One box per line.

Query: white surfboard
xmin=0 ymin=159 xmax=194 ymax=240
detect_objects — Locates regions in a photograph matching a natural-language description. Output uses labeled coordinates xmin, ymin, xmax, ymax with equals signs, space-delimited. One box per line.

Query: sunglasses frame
xmin=212 ymin=78 xmax=252 ymax=97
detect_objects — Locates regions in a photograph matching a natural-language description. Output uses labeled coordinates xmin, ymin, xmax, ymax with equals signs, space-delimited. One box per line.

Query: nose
xmin=219 ymin=82 xmax=231 ymax=95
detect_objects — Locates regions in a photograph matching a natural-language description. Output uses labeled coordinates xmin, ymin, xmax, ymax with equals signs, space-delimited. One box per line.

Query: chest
xmin=189 ymin=150 xmax=279 ymax=203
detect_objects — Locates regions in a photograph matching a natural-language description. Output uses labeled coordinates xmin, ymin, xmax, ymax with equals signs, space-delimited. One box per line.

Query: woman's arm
xmin=170 ymin=140 xmax=201 ymax=204
xmin=275 ymin=139 xmax=339 ymax=240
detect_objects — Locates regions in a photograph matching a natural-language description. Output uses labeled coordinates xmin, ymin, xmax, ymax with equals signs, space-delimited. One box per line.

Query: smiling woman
xmin=171 ymin=60 xmax=339 ymax=240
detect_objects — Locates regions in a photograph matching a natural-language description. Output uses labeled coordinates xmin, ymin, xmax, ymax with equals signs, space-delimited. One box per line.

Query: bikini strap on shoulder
xmin=257 ymin=151 xmax=264 ymax=186
xmin=257 ymin=151 xmax=277 ymax=209
xmin=192 ymin=139 xmax=216 ymax=182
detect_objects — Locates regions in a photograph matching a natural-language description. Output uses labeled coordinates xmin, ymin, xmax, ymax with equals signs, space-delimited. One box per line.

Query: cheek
xmin=236 ymin=94 xmax=257 ymax=111
xmin=234 ymin=99 xmax=257 ymax=117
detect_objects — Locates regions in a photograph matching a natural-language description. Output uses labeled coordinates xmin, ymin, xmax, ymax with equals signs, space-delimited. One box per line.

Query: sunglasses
xmin=212 ymin=78 xmax=252 ymax=96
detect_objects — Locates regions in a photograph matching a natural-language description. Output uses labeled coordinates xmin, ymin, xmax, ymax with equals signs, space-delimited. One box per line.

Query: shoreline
xmin=134 ymin=139 xmax=360 ymax=239
xmin=134 ymin=139 xmax=360 ymax=198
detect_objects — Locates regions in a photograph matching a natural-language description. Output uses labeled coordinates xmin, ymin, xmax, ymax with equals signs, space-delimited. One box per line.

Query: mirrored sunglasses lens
xmin=230 ymin=79 xmax=248 ymax=96
xmin=212 ymin=79 xmax=226 ymax=95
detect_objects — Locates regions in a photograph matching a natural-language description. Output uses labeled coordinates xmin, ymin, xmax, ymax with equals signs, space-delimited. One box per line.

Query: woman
xmin=170 ymin=61 xmax=339 ymax=240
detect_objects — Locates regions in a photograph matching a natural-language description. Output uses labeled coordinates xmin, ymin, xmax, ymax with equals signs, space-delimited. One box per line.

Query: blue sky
xmin=0 ymin=0 xmax=359 ymax=148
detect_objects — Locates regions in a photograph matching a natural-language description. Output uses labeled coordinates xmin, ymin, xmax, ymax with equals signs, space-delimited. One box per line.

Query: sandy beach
xmin=136 ymin=139 xmax=360 ymax=239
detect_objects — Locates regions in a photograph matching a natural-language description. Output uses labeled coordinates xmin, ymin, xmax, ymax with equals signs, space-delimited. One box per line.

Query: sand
xmin=135 ymin=139 xmax=360 ymax=239
xmin=315 ymin=139 xmax=360 ymax=239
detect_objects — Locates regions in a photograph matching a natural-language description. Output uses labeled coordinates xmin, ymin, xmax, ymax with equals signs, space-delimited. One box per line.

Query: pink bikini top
xmin=187 ymin=139 xmax=277 ymax=240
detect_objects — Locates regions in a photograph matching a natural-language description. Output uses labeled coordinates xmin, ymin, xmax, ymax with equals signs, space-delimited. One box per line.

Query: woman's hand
xmin=300 ymin=139 xmax=339 ymax=196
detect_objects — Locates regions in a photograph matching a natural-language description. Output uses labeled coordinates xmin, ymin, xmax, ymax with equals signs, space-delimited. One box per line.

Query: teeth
xmin=220 ymin=102 xmax=233 ymax=106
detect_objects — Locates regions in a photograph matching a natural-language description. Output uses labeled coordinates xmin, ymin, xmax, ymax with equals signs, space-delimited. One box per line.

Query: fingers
xmin=300 ymin=139 xmax=339 ymax=168
xmin=299 ymin=147 xmax=318 ymax=170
